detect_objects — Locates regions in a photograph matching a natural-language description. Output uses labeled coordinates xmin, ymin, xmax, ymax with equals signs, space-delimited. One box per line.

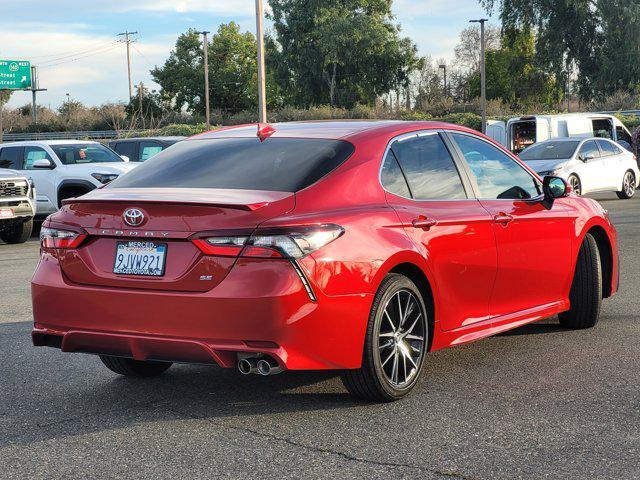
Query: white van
xmin=487 ymin=113 xmax=634 ymax=154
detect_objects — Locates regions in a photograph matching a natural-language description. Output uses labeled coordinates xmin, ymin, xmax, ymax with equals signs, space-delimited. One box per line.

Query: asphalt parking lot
xmin=1 ymin=193 xmax=639 ymax=480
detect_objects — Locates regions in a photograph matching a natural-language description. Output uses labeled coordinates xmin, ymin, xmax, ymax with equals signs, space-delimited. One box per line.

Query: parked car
xmin=0 ymin=169 xmax=36 ymax=243
xmin=108 ymin=137 xmax=184 ymax=162
xmin=487 ymin=113 xmax=634 ymax=154
xmin=32 ymin=121 xmax=618 ymax=402
xmin=519 ymin=137 xmax=639 ymax=198
xmin=0 ymin=140 xmax=138 ymax=217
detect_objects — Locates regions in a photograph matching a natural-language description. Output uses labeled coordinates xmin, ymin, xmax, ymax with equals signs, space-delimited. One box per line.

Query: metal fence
xmin=1 ymin=130 xmax=138 ymax=142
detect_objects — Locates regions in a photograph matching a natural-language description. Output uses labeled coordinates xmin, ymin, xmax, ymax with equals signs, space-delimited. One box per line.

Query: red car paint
xmin=32 ymin=121 xmax=619 ymax=371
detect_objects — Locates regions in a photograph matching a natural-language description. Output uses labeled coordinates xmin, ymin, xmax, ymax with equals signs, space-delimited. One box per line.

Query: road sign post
xmin=0 ymin=60 xmax=32 ymax=90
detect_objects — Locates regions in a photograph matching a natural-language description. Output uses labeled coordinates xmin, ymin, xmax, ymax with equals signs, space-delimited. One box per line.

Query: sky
xmin=0 ymin=0 xmax=494 ymax=109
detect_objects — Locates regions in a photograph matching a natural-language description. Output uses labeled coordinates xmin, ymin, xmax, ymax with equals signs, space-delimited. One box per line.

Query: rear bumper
xmin=31 ymin=253 xmax=372 ymax=370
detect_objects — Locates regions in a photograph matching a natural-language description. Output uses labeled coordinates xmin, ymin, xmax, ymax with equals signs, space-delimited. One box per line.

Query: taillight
xmin=40 ymin=227 xmax=87 ymax=250
xmin=192 ymin=224 xmax=344 ymax=259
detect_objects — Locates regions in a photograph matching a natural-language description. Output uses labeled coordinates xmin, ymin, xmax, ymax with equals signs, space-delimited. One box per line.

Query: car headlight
xmin=91 ymin=173 xmax=119 ymax=184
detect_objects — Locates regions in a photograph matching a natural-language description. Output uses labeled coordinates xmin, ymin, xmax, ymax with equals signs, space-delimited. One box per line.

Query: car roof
xmin=190 ymin=120 xmax=478 ymax=141
xmin=0 ymin=139 xmax=102 ymax=146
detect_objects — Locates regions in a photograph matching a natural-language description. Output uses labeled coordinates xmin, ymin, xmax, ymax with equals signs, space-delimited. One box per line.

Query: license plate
xmin=0 ymin=208 xmax=14 ymax=219
xmin=113 ymin=241 xmax=167 ymax=276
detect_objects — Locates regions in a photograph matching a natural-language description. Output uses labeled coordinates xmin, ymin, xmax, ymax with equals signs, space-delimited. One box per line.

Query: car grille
xmin=0 ymin=181 xmax=28 ymax=198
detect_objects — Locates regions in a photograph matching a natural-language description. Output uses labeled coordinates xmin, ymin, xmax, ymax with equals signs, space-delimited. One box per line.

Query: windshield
xmin=108 ymin=138 xmax=355 ymax=192
xmin=51 ymin=144 xmax=124 ymax=165
xmin=519 ymin=141 xmax=580 ymax=161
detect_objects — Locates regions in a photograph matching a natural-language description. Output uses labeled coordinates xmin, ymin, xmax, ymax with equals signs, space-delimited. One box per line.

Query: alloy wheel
xmin=570 ymin=176 xmax=581 ymax=195
xmin=624 ymin=172 xmax=636 ymax=197
xmin=377 ymin=289 xmax=426 ymax=388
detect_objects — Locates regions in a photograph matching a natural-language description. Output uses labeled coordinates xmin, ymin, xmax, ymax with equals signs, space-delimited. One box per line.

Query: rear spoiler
xmin=61 ymin=187 xmax=292 ymax=212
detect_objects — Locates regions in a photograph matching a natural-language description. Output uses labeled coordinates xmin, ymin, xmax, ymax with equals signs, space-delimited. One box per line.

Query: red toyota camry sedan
xmin=31 ymin=121 xmax=618 ymax=401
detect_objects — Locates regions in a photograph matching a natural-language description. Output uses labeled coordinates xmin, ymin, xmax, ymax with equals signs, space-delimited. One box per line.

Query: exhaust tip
xmin=238 ymin=358 xmax=254 ymax=375
xmin=257 ymin=359 xmax=271 ymax=376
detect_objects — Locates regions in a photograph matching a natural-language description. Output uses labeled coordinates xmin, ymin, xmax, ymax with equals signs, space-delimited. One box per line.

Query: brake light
xmin=40 ymin=227 xmax=87 ymax=249
xmin=192 ymin=224 xmax=344 ymax=259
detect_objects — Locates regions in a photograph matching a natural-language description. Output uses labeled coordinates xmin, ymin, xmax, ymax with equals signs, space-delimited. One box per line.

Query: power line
xmin=29 ymin=39 xmax=119 ymax=60
xmin=38 ymin=42 xmax=120 ymax=66
xmin=38 ymin=43 xmax=122 ymax=69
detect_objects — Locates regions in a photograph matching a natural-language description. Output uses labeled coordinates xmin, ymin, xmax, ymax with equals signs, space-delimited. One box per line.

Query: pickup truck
xmin=0 ymin=170 xmax=36 ymax=244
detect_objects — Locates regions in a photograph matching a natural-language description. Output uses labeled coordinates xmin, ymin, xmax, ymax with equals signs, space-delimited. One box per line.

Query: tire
xmin=558 ymin=233 xmax=602 ymax=329
xmin=100 ymin=355 xmax=172 ymax=377
xmin=616 ymin=170 xmax=636 ymax=199
xmin=0 ymin=218 xmax=33 ymax=244
xmin=341 ymin=274 xmax=429 ymax=402
xmin=568 ymin=174 xmax=582 ymax=196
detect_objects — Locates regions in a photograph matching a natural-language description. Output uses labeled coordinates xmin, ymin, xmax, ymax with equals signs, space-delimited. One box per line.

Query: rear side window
xmin=381 ymin=150 xmax=411 ymax=198
xmin=139 ymin=141 xmax=164 ymax=161
xmin=390 ymin=134 xmax=466 ymax=200
xmin=109 ymin=138 xmax=355 ymax=192
xmin=0 ymin=146 xmax=24 ymax=169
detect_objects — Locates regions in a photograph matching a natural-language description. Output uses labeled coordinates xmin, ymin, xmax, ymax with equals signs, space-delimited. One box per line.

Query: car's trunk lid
xmin=54 ymin=188 xmax=295 ymax=292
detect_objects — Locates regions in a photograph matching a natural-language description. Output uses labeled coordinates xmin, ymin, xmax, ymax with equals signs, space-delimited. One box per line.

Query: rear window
xmin=108 ymin=138 xmax=355 ymax=192
xmin=520 ymin=141 xmax=580 ymax=161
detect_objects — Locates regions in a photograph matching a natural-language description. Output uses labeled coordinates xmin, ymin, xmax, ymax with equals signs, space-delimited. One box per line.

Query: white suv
xmin=0 ymin=140 xmax=138 ymax=217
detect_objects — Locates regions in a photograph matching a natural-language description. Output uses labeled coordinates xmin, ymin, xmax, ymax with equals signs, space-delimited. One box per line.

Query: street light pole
xmin=470 ymin=18 xmax=488 ymax=133
xmin=196 ymin=31 xmax=211 ymax=129
xmin=255 ymin=0 xmax=267 ymax=124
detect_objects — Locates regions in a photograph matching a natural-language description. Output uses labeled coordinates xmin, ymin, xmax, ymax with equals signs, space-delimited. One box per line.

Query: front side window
xmin=23 ymin=147 xmax=53 ymax=170
xmin=390 ymin=134 xmax=466 ymax=200
xmin=616 ymin=126 xmax=633 ymax=145
xmin=451 ymin=133 xmax=540 ymax=200
xmin=113 ymin=142 xmax=137 ymax=161
xmin=596 ymin=140 xmax=619 ymax=157
xmin=109 ymin=138 xmax=355 ymax=192
xmin=51 ymin=144 xmax=124 ymax=165
xmin=0 ymin=147 xmax=24 ymax=169
xmin=578 ymin=140 xmax=601 ymax=160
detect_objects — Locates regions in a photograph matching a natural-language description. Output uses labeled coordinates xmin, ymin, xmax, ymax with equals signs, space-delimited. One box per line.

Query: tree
xmin=480 ymin=0 xmax=601 ymax=99
xmin=594 ymin=1 xmax=640 ymax=97
xmin=454 ymin=25 xmax=501 ymax=73
xmin=268 ymin=0 xmax=421 ymax=108
xmin=126 ymin=85 xmax=166 ymax=129
xmin=152 ymin=23 xmax=281 ymax=117
xmin=468 ymin=27 xmax=561 ymax=109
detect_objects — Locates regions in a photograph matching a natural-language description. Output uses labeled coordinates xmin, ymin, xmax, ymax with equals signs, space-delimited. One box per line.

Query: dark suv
xmin=108 ymin=137 xmax=184 ymax=162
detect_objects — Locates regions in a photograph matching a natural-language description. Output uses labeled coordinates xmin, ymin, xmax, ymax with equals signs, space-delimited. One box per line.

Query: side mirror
xmin=541 ymin=176 xmax=569 ymax=209
xmin=579 ymin=154 xmax=593 ymax=162
xmin=120 ymin=155 xmax=130 ymax=162
xmin=32 ymin=158 xmax=53 ymax=169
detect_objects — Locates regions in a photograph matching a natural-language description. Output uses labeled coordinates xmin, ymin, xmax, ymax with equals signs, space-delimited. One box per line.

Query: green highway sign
xmin=0 ymin=60 xmax=32 ymax=90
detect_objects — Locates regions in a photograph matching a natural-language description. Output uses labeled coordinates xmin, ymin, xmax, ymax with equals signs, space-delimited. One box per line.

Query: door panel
xmin=381 ymin=132 xmax=497 ymax=331
xmin=391 ymin=200 xmax=497 ymax=330
xmin=479 ymin=199 xmax=573 ymax=317
xmin=448 ymin=131 xmax=574 ymax=318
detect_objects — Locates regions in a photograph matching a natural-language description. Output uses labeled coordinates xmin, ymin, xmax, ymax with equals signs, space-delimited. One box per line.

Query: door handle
xmin=412 ymin=217 xmax=437 ymax=230
xmin=493 ymin=213 xmax=514 ymax=225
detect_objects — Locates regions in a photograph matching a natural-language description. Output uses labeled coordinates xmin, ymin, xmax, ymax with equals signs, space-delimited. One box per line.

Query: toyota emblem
xmin=123 ymin=208 xmax=145 ymax=227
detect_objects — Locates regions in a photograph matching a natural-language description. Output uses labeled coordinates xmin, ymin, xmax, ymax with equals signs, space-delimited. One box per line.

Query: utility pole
xmin=196 ymin=31 xmax=211 ymax=129
xmin=470 ymin=19 xmax=488 ymax=133
xmin=255 ymin=0 xmax=267 ymax=123
xmin=439 ymin=64 xmax=447 ymax=97
xmin=30 ymin=66 xmax=47 ymax=125
xmin=117 ymin=31 xmax=138 ymax=100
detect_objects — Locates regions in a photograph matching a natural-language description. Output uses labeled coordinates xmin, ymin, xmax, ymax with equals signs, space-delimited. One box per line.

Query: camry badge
xmin=123 ymin=208 xmax=145 ymax=227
